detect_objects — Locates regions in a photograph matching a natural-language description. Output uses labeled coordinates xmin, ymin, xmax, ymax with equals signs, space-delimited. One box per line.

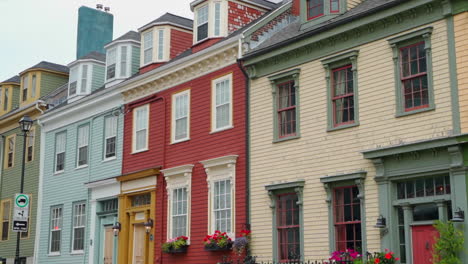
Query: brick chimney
xmin=291 ymin=0 xmax=300 ymax=16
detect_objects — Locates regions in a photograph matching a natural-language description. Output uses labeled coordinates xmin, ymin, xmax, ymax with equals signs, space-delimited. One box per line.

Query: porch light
xmin=452 ymin=208 xmax=465 ymax=222
xmin=112 ymin=222 xmax=121 ymax=236
xmin=19 ymin=115 xmax=33 ymax=133
xmin=144 ymin=218 xmax=154 ymax=233
xmin=374 ymin=215 xmax=387 ymax=228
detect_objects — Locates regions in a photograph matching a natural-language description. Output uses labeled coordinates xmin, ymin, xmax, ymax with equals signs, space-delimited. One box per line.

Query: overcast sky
xmin=0 ymin=0 xmax=201 ymax=82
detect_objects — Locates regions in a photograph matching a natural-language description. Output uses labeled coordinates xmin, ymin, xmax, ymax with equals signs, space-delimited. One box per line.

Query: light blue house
xmin=35 ymin=31 xmax=140 ymax=264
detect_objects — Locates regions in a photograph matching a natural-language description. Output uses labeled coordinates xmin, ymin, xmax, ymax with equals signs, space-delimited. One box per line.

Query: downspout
xmin=34 ymin=101 xmax=46 ymax=115
xmin=33 ymin=120 xmax=45 ymax=264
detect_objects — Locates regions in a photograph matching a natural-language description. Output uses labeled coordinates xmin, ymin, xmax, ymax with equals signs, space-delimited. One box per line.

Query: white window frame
xmin=104 ymin=115 xmax=118 ymax=160
xmin=76 ymin=125 xmax=89 ymax=168
xmin=120 ymin=46 xmax=128 ymax=77
xmin=49 ymin=205 xmax=63 ymax=255
xmin=211 ymin=73 xmax=233 ymax=132
xmin=69 ymin=67 xmax=78 ymax=97
xmin=106 ymin=48 xmax=117 ymax=81
xmin=55 ymin=132 xmax=66 ymax=173
xmin=171 ymin=90 xmax=190 ymax=143
xmin=31 ymin=74 xmax=37 ymax=98
xmin=71 ymin=202 xmax=86 ymax=253
xmin=26 ymin=127 xmax=35 ymax=163
xmin=132 ymin=104 xmax=149 ymax=153
xmin=143 ymin=31 xmax=153 ymax=65
xmin=80 ymin=65 xmax=88 ymax=94
xmin=157 ymin=29 xmax=165 ymax=61
xmin=200 ymin=155 xmax=237 ymax=238
xmin=161 ymin=164 xmax=193 ymax=241
xmin=196 ymin=5 xmax=209 ymax=42
xmin=22 ymin=75 xmax=28 ymax=102
xmin=214 ymin=2 xmax=221 ymax=36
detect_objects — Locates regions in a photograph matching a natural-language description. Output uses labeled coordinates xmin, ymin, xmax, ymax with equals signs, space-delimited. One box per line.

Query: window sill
xmin=54 ymin=171 xmax=65 ymax=176
xmin=75 ymin=165 xmax=89 ymax=170
xmin=131 ymin=148 xmax=149 ymax=155
xmin=273 ymin=135 xmax=300 ymax=143
xmin=70 ymin=251 xmax=84 ymax=255
xmin=396 ymin=105 xmax=435 ymax=118
xmin=171 ymin=138 xmax=190 ymax=145
xmin=48 ymin=253 xmax=61 ymax=257
xmin=102 ymin=156 xmax=117 ymax=163
xmin=327 ymin=122 xmax=359 ymax=132
xmin=210 ymin=126 xmax=234 ymax=134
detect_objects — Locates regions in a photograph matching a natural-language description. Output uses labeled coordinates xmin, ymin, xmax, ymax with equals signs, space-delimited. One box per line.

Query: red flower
xmin=374 ymin=259 xmax=380 ymax=264
xmin=385 ymin=253 xmax=392 ymax=259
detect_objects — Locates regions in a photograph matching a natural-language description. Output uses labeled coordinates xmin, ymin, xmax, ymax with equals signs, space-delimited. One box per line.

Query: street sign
xmin=13 ymin=194 xmax=29 ymax=232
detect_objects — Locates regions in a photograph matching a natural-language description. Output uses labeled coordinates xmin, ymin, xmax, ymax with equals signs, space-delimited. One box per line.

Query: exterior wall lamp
xmin=374 ymin=215 xmax=387 ymax=228
xmin=112 ymin=222 xmax=121 ymax=236
xmin=144 ymin=218 xmax=154 ymax=233
xmin=452 ymin=208 xmax=465 ymax=222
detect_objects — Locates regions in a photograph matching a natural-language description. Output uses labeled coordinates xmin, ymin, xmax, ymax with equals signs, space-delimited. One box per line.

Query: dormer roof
xmin=139 ymin=13 xmax=193 ymax=32
xmin=104 ymin=31 xmax=141 ymax=49
xmin=20 ymin=61 xmax=69 ymax=76
xmin=79 ymin=51 xmax=106 ymax=62
xmin=1 ymin=75 xmax=20 ymax=85
xmin=190 ymin=0 xmax=277 ymax=11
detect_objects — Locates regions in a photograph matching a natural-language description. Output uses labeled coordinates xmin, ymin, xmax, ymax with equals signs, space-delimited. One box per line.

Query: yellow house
xmin=0 ymin=76 xmax=20 ymax=116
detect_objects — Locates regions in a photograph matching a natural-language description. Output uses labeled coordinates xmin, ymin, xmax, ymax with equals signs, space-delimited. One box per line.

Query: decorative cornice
xmin=161 ymin=164 xmax=195 ymax=178
xmin=265 ymin=180 xmax=305 ymax=191
xmin=122 ymin=46 xmax=238 ymax=103
xmin=320 ymin=171 xmax=366 ymax=184
xmin=200 ymin=155 xmax=238 ymax=169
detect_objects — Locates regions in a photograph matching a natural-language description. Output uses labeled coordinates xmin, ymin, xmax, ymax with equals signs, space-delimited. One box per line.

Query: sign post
xmin=12 ymin=194 xmax=29 ymax=232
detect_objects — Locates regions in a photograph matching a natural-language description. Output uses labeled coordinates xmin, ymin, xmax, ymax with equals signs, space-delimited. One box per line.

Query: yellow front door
xmin=132 ymin=224 xmax=146 ymax=264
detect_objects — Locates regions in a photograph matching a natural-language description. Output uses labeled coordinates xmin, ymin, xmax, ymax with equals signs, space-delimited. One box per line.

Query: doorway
xmin=103 ymin=226 xmax=114 ymax=264
xmin=412 ymin=225 xmax=438 ymax=264
xmin=132 ymin=224 xmax=146 ymax=264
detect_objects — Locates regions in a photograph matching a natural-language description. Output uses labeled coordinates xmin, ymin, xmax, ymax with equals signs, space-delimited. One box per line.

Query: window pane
xmin=144 ymin=32 xmax=153 ymax=64
xmin=158 ymin=30 xmax=164 ymax=60
xmin=413 ymin=204 xmax=439 ymax=221
xmin=330 ymin=0 xmax=339 ymax=11
xmin=277 ymin=194 xmax=300 ymax=261
xmin=120 ymin=46 xmax=127 ymax=77
xmin=307 ymin=0 xmax=324 ymax=18
xmin=214 ymin=2 xmax=221 ymax=36
xmin=214 ymin=180 xmax=231 ymax=233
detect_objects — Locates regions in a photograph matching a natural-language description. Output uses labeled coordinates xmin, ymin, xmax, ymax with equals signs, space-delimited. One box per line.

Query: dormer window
xmin=69 ymin=67 xmax=78 ymax=96
xmin=3 ymin=88 xmax=8 ymax=111
xmin=307 ymin=0 xmax=323 ymax=19
xmin=158 ymin=29 xmax=164 ymax=60
xmin=197 ymin=5 xmax=209 ymax=41
xmin=120 ymin=46 xmax=127 ymax=77
xmin=143 ymin=31 xmax=153 ymax=65
xmin=80 ymin=65 xmax=88 ymax=93
xmin=22 ymin=75 xmax=28 ymax=101
xmin=214 ymin=2 xmax=221 ymax=36
xmin=107 ymin=49 xmax=117 ymax=80
xmin=69 ymin=64 xmax=92 ymax=97
xmin=301 ymin=0 xmax=345 ymax=27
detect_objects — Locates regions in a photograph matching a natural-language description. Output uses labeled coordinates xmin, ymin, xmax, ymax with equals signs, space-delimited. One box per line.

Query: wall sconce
xmin=374 ymin=215 xmax=387 ymax=228
xmin=452 ymin=208 xmax=465 ymax=222
xmin=112 ymin=222 xmax=121 ymax=237
xmin=144 ymin=218 xmax=154 ymax=233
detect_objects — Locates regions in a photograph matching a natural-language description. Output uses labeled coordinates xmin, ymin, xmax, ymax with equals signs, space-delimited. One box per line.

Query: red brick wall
xmin=292 ymin=0 xmax=300 ymax=16
xmin=228 ymin=1 xmax=265 ymax=34
xmin=122 ymin=63 xmax=248 ymax=264
xmin=170 ymin=28 xmax=193 ymax=59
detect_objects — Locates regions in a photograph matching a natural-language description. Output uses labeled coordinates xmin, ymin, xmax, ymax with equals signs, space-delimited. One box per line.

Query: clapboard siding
xmin=455 ymin=12 xmax=468 ymax=133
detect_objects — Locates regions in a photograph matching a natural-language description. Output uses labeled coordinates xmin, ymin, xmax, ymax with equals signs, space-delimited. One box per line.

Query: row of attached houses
xmin=0 ymin=0 xmax=467 ymax=264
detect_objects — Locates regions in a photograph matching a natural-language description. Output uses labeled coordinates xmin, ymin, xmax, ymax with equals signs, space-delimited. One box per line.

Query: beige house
xmin=241 ymin=0 xmax=468 ymax=263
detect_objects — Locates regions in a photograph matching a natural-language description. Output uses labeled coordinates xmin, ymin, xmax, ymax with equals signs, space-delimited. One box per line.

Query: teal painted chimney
xmin=76 ymin=6 xmax=113 ymax=59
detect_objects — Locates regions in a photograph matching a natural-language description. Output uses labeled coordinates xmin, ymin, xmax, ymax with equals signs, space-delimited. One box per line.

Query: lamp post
xmin=14 ymin=115 xmax=33 ymax=264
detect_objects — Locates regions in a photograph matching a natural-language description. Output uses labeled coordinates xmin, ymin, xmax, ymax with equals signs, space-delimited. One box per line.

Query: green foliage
xmin=433 ymin=220 xmax=464 ymax=264
xmin=161 ymin=242 xmax=172 ymax=253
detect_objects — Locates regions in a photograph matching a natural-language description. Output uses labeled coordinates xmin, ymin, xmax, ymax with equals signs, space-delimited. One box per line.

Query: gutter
xmin=242 ymin=0 xmax=408 ymax=60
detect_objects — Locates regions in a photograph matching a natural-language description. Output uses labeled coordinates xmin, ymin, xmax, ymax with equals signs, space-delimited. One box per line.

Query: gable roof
xmin=139 ymin=13 xmax=194 ymax=32
xmin=21 ymin=61 xmax=69 ymax=75
xmin=1 ymin=75 xmax=20 ymax=84
xmin=78 ymin=51 xmax=106 ymax=62
xmin=245 ymin=0 xmax=404 ymax=57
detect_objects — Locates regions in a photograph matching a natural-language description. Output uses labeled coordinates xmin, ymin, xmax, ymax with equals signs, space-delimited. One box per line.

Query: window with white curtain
xmin=172 ymin=188 xmax=188 ymax=238
xmin=49 ymin=206 xmax=63 ymax=254
xmin=214 ymin=2 xmax=221 ymax=36
xmin=55 ymin=132 xmax=66 ymax=172
xmin=77 ymin=125 xmax=89 ymax=167
xmin=120 ymin=46 xmax=127 ymax=77
xmin=143 ymin=31 xmax=153 ymax=64
xmin=104 ymin=115 xmax=117 ymax=159
xmin=107 ymin=48 xmax=117 ymax=80
xmin=212 ymin=74 xmax=233 ymax=131
xmin=80 ymin=65 xmax=88 ymax=93
xmin=172 ymin=90 xmax=190 ymax=142
xmin=72 ymin=203 xmax=86 ymax=252
xmin=133 ymin=105 xmax=149 ymax=152
xmin=158 ymin=29 xmax=164 ymax=61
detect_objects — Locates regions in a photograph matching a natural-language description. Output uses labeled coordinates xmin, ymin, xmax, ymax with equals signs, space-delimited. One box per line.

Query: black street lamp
xmin=14 ymin=115 xmax=33 ymax=264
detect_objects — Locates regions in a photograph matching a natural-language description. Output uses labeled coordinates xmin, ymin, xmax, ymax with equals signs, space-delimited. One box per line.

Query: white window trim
xmin=76 ymin=125 xmax=89 ymax=168
xmin=211 ymin=73 xmax=233 ymax=132
xmin=132 ymin=104 xmax=149 ymax=153
xmin=22 ymin=75 xmax=29 ymax=101
xmin=71 ymin=203 xmax=86 ymax=254
xmin=106 ymin=48 xmax=117 ymax=82
xmin=55 ymin=132 xmax=66 ymax=174
xmin=157 ymin=29 xmax=165 ymax=61
xmin=49 ymin=206 xmax=63 ymax=255
xmin=69 ymin=66 xmax=79 ymax=97
xmin=171 ymin=89 xmax=191 ymax=143
xmin=142 ymin=30 xmax=154 ymax=66
xmin=162 ymin=164 xmax=194 ymax=242
xmin=200 ymin=155 xmax=237 ymax=238
xmin=31 ymin=74 xmax=37 ymax=98
xmin=214 ymin=1 xmax=221 ymax=37
xmin=104 ymin=115 xmax=118 ymax=161
xmin=195 ymin=4 xmax=209 ymax=43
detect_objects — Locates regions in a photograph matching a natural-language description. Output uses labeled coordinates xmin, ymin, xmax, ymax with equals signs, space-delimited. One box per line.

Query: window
xmin=277 ymin=193 xmax=301 ymax=262
xmin=197 ymin=5 xmax=209 ymax=41
xmin=330 ymin=0 xmax=339 ymax=12
xmin=80 ymin=65 xmax=88 ymax=93
xmin=120 ymin=46 xmax=127 ymax=77
xmin=49 ymin=206 xmax=63 ymax=254
xmin=5 ymin=135 xmax=15 ymax=168
xmin=31 ymin=74 xmax=37 ymax=98
xmin=322 ymin=50 xmax=359 ymax=130
xmin=101 ymin=199 xmax=118 ymax=213
xmin=104 ymin=115 xmax=117 ymax=159
xmin=214 ymin=2 xmax=221 ymax=36
xmin=214 ymin=179 xmax=231 ymax=233
xmin=3 ymin=88 xmax=7 ymax=111
xmin=22 ymin=75 xmax=28 ymax=101
xmin=107 ymin=48 xmax=117 ymax=80
xmin=212 ymin=74 xmax=232 ymax=131
xmin=1 ymin=200 xmax=11 ymax=241
xmin=133 ymin=105 xmax=149 ymax=152
xmin=172 ymin=90 xmax=190 ymax=142
xmin=72 ymin=203 xmax=86 ymax=252
xmin=158 ymin=29 xmax=164 ymax=61
xmin=131 ymin=193 xmax=151 ymax=207
xmin=27 ymin=128 xmax=35 ymax=162
xmin=77 ymin=125 xmax=89 ymax=167
xmin=307 ymin=0 xmax=324 ymax=20
xmin=334 ymin=186 xmax=361 ymax=251
xmin=143 ymin=31 xmax=153 ymax=65
xmin=55 ymin=132 xmax=66 ymax=173
xmin=396 ymin=175 xmax=450 ymax=200
xmin=172 ymin=188 xmax=188 ymax=238
xmin=388 ymin=27 xmax=434 ymax=116
xmin=69 ymin=67 xmax=78 ymax=96
xmin=0 ymin=89 xmax=2 ymax=108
